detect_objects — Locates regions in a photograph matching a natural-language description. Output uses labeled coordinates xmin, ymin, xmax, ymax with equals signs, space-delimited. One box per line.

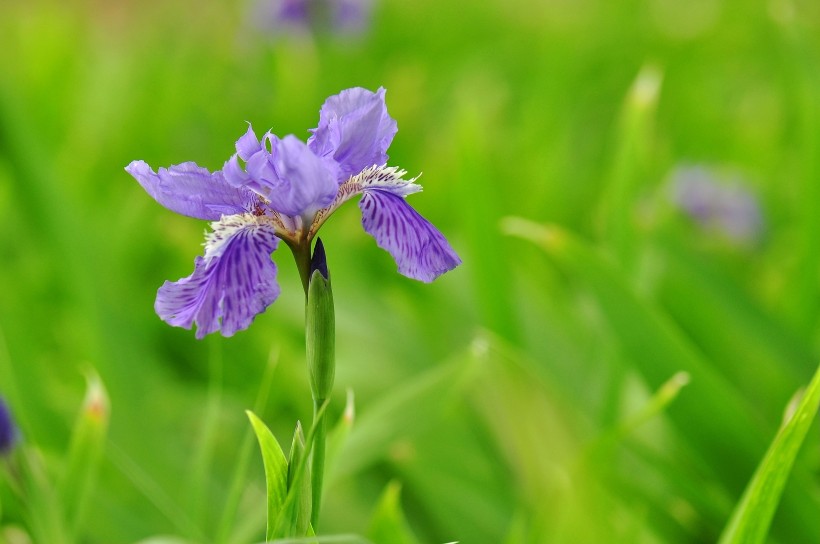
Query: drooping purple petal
xmin=126 ymin=160 xmax=255 ymax=220
xmin=359 ymin=190 xmax=461 ymax=282
xmin=308 ymin=87 xmax=397 ymax=181
xmin=155 ymin=214 xmax=281 ymax=338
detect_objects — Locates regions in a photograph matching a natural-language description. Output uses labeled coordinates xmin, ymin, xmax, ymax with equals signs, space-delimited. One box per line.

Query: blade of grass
xmin=60 ymin=370 xmax=109 ymax=538
xmin=597 ymin=63 xmax=662 ymax=269
xmin=718 ymin=361 xmax=820 ymax=544
xmin=285 ymin=423 xmax=312 ymax=537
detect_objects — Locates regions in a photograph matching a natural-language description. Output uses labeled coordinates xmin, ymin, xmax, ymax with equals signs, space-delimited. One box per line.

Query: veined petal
xmin=126 ymin=160 xmax=254 ymax=220
xmin=155 ymin=214 xmax=281 ymax=338
xmin=359 ymin=190 xmax=461 ymax=282
xmin=308 ymin=87 xmax=397 ymax=181
xmin=309 ymin=164 xmax=421 ymax=237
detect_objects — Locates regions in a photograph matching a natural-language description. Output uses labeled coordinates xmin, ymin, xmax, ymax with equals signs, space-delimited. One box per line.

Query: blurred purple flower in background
xmin=127 ymin=87 xmax=460 ymax=338
xmin=0 ymin=395 xmax=18 ymax=454
xmin=255 ymin=0 xmax=373 ymax=37
xmin=669 ymin=164 xmax=765 ymax=245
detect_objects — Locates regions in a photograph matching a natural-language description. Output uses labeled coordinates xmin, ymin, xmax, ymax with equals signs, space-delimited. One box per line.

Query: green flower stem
xmin=288 ymin=239 xmax=314 ymax=297
xmin=310 ymin=399 xmax=328 ymax=529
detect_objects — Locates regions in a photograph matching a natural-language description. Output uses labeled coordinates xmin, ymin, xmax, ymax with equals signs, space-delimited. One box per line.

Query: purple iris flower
xmin=0 ymin=395 xmax=18 ymax=454
xmin=670 ymin=164 xmax=764 ymax=245
xmin=127 ymin=87 xmax=461 ymax=339
xmin=257 ymin=0 xmax=373 ymax=36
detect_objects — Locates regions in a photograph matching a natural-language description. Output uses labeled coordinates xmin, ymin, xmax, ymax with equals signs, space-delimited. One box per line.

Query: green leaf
xmin=60 ymin=370 xmax=109 ymax=537
xmin=246 ymin=411 xmax=289 ymax=542
xmin=283 ymin=422 xmax=312 ymax=537
xmin=598 ymin=63 xmax=662 ymax=268
xmin=367 ymin=481 xmax=420 ymax=544
xmin=272 ymin=402 xmax=329 ymax=539
xmin=718 ymin=362 xmax=820 ymax=544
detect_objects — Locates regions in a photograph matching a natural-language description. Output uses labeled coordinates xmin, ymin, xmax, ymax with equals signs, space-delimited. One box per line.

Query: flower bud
xmin=306 ymin=238 xmax=335 ymax=402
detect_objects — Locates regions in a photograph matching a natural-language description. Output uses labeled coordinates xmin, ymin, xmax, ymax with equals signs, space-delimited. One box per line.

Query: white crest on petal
xmin=350 ymin=164 xmax=422 ymax=196
xmin=204 ymin=213 xmax=276 ymax=260
xmin=309 ymin=164 xmax=421 ymax=238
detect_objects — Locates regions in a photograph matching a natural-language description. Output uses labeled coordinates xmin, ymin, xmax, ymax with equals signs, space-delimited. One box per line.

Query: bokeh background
xmin=2 ymin=0 xmax=820 ymax=542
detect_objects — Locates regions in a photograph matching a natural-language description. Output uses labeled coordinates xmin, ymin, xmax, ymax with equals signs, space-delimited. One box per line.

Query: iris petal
xmin=272 ymin=135 xmax=339 ymax=218
xmin=236 ymin=124 xmax=262 ymax=161
xmin=308 ymin=87 xmax=397 ymax=181
xmin=359 ymin=190 xmax=461 ymax=282
xmin=126 ymin=160 xmax=254 ymax=220
xmin=155 ymin=214 xmax=281 ymax=338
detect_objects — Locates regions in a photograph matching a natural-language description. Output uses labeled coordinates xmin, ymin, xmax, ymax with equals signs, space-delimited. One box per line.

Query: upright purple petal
xmin=155 ymin=214 xmax=281 ymax=338
xmin=126 ymin=160 xmax=254 ymax=220
xmin=236 ymin=124 xmax=263 ymax=161
xmin=359 ymin=190 xmax=460 ymax=282
xmin=224 ymin=128 xmax=282 ymax=197
xmin=246 ymin=135 xmax=339 ymax=219
xmin=224 ymin=126 xmax=339 ymax=219
xmin=308 ymin=87 xmax=397 ymax=181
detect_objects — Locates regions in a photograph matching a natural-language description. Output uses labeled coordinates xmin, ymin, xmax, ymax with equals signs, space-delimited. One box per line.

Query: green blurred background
xmin=2 ymin=0 xmax=820 ymax=542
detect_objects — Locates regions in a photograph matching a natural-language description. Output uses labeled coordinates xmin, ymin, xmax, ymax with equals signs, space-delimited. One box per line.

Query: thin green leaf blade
xmin=598 ymin=63 xmax=662 ymax=268
xmin=60 ymin=370 xmax=109 ymax=537
xmin=718 ymin=362 xmax=820 ymax=544
xmin=247 ymin=410 xmax=289 ymax=542
xmin=283 ymin=422 xmax=311 ymax=538
xmin=273 ymin=401 xmax=329 ymax=539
